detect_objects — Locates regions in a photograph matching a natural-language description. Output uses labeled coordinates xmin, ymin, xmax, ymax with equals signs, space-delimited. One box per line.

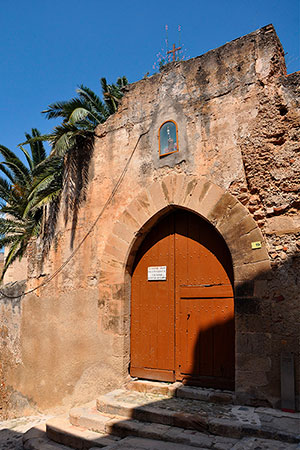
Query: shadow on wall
xmin=184 ymin=316 xmax=235 ymax=391
xmin=0 ymin=252 xmax=299 ymax=448
xmin=0 ymin=214 xmax=299 ymax=423
xmin=129 ymin=208 xmax=299 ymax=410
xmin=99 ymin=257 xmax=299 ymax=447
xmin=233 ymin=257 xmax=299 ymax=410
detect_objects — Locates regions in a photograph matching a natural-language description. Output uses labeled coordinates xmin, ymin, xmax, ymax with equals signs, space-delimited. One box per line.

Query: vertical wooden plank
xmin=212 ymin=298 xmax=235 ymax=379
xmin=198 ymin=299 xmax=214 ymax=377
xmin=175 ymin=209 xmax=234 ymax=388
xmin=131 ymin=213 xmax=175 ymax=380
xmin=175 ymin=210 xmax=188 ymax=379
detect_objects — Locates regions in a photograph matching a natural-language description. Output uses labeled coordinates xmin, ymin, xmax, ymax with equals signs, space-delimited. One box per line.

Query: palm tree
xmin=40 ymin=76 xmax=128 ymax=246
xmin=0 ymin=77 xmax=128 ymax=278
xmin=42 ymin=76 xmax=128 ymax=157
xmin=19 ymin=76 xmax=128 ymax=250
xmin=101 ymin=76 xmax=128 ymax=115
xmin=0 ymin=129 xmax=63 ymax=280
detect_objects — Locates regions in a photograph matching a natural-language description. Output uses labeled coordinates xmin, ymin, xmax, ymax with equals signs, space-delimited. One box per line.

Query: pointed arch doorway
xmin=130 ymin=209 xmax=235 ymax=390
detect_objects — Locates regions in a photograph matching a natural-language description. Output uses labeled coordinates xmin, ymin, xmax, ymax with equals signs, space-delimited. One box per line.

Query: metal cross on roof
xmin=167 ymin=43 xmax=182 ymax=62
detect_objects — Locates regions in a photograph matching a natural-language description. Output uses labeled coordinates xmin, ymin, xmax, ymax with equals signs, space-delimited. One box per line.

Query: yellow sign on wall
xmin=251 ymin=241 xmax=262 ymax=249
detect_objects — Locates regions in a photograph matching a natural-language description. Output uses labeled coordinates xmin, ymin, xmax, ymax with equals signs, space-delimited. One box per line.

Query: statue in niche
xmin=159 ymin=120 xmax=178 ymax=156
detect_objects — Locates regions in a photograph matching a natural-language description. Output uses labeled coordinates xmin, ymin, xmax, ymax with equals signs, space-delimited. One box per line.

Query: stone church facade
xmin=0 ymin=24 xmax=299 ymax=418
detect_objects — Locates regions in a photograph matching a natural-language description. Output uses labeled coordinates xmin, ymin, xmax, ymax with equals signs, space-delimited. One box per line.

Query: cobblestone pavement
xmin=0 ymin=415 xmax=52 ymax=450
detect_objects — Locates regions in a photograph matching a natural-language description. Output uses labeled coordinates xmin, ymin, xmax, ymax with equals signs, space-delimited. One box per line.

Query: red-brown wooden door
xmin=130 ymin=210 xmax=235 ymax=389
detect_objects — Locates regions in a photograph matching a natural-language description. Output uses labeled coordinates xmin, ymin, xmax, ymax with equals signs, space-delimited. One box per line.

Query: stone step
xmin=23 ymin=423 xmax=73 ymax=450
xmin=46 ymin=415 xmax=120 ymax=449
xmin=126 ymin=380 xmax=235 ymax=404
xmin=69 ymin=403 xmax=238 ymax=448
xmin=24 ymin=412 xmax=299 ymax=450
xmin=93 ymin=435 xmax=300 ymax=450
xmin=96 ymin=389 xmax=300 ymax=444
xmin=70 ymin=403 xmax=299 ymax=449
xmin=93 ymin=436 xmax=209 ymax=449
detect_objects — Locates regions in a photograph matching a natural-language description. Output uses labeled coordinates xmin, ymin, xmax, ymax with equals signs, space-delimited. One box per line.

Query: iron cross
xmin=167 ymin=43 xmax=182 ymax=62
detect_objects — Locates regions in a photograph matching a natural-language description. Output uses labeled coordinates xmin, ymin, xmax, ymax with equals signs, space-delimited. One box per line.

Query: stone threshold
xmin=126 ymin=379 xmax=235 ymax=404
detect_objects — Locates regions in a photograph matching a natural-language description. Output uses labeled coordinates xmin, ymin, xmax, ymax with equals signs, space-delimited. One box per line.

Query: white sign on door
xmin=148 ymin=266 xmax=167 ymax=281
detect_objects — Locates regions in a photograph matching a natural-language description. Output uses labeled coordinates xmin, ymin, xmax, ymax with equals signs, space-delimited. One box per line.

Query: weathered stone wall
xmin=3 ymin=252 xmax=28 ymax=284
xmin=1 ymin=24 xmax=299 ymax=417
xmin=230 ymin=68 xmax=300 ymax=408
xmin=0 ymin=282 xmax=28 ymax=419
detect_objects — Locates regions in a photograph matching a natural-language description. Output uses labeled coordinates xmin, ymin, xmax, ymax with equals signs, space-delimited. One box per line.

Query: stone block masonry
xmin=1 ymin=24 xmax=299 ymax=418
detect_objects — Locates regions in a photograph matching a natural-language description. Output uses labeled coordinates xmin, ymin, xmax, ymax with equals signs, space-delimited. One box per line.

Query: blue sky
xmin=1 ymin=0 xmax=299 ymax=156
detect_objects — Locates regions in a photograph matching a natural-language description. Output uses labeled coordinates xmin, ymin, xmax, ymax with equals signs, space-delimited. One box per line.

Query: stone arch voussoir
xmin=101 ymin=175 xmax=270 ymax=288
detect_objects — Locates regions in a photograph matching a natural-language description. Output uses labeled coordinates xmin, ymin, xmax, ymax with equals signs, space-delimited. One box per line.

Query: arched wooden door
xmin=130 ymin=209 xmax=235 ymax=389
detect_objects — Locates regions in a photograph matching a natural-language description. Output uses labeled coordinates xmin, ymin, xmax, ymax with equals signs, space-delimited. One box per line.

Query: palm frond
xmin=0 ymin=177 xmax=12 ymax=201
xmin=101 ymin=76 xmax=128 ymax=115
xmin=0 ymin=163 xmax=14 ymax=183
xmin=1 ymin=239 xmax=25 ymax=281
xmin=19 ymin=133 xmax=52 ymax=147
xmin=30 ymin=188 xmax=62 ymax=213
xmin=0 ymin=220 xmax=26 ymax=235
xmin=0 ymin=234 xmax=26 ymax=248
xmin=0 ymin=145 xmax=20 ymax=163
xmin=0 ymin=145 xmax=30 ymax=181
xmin=48 ymin=123 xmax=78 ymax=156
xmin=116 ymin=76 xmax=128 ymax=89
xmin=32 ymin=155 xmax=63 ymax=180
xmin=77 ymin=85 xmax=108 ymax=121
xmin=42 ymin=100 xmax=72 ymax=120
xmin=68 ymin=107 xmax=90 ymax=125
xmin=42 ymin=97 xmax=88 ymax=121
xmin=0 ymin=128 xmax=59 ymax=279
xmin=24 ymin=128 xmax=47 ymax=166
xmin=2 ymin=161 xmax=30 ymax=188
xmin=25 ymin=170 xmax=62 ymax=216
xmin=19 ymin=146 xmax=34 ymax=172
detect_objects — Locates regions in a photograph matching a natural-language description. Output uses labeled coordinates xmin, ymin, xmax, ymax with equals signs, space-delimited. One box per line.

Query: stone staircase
xmin=23 ymin=380 xmax=300 ymax=449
